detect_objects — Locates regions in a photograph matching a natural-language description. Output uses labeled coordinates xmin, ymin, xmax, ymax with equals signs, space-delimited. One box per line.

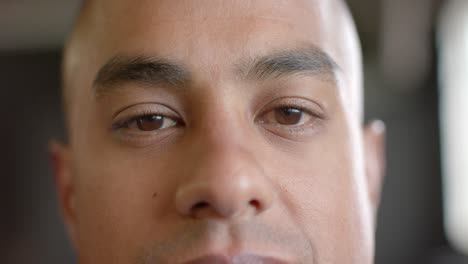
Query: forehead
xmin=86 ymin=0 xmax=337 ymax=65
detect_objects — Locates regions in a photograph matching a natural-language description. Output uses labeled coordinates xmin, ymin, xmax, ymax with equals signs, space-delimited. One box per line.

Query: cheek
xmin=72 ymin=147 xmax=178 ymax=262
xmin=267 ymin=122 xmax=370 ymax=262
xmin=273 ymin=140 xmax=357 ymax=227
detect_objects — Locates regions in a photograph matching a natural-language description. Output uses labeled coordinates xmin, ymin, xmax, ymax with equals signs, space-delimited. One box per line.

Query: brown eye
xmin=258 ymin=106 xmax=316 ymax=127
xmin=136 ymin=115 xmax=164 ymax=131
xmin=123 ymin=115 xmax=177 ymax=131
xmin=274 ymin=108 xmax=303 ymax=125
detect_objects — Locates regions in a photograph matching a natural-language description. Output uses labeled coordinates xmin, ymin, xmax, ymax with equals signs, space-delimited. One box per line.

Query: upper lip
xmin=182 ymin=254 xmax=290 ymax=264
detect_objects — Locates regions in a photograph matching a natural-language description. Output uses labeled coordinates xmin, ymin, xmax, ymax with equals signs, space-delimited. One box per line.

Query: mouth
xmin=182 ymin=254 xmax=290 ymax=264
xmin=141 ymin=221 xmax=310 ymax=264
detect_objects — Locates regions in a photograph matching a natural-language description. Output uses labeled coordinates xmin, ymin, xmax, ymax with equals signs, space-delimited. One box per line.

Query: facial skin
xmin=50 ymin=0 xmax=385 ymax=263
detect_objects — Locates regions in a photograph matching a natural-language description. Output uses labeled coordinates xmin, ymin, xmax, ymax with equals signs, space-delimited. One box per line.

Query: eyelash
xmin=259 ymin=103 xmax=324 ymax=130
xmin=110 ymin=98 xmax=326 ymax=144
xmin=111 ymin=109 xmax=180 ymax=131
xmin=268 ymin=103 xmax=323 ymax=118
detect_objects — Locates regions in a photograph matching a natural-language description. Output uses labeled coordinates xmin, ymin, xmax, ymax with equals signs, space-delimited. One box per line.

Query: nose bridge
xmin=194 ymin=91 xmax=245 ymax=146
xmin=190 ymin=93 xmax=251 ymax=156
xmin=175 ymin=114 xmax=274 ymax=219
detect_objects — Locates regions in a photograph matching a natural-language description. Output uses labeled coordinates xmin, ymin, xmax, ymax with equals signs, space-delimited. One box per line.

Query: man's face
xmin=52 ymin=0 xmax=385 ymax=263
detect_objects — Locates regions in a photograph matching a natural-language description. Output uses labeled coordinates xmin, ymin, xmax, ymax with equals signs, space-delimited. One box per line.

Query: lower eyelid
xmin=113 ymin=113 xmax=173 ymax=129
xmin=262 ymin=113 xmax=321 ymax=130
xmin=273 ymin=119 xmax=323 ymax=135
xmin=113 ymin=116 xmax=181 ymax=135
xmin=112 ymin=129 xmax=178 ymax=147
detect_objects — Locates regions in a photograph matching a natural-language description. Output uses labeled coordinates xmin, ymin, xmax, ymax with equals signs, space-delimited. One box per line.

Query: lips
xmin=183 ymin=254 xmax=290 ymax=264
xmin=139 ymin=221 xmax=309 ymax=263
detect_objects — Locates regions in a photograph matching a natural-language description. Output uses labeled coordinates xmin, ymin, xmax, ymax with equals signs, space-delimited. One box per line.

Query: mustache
xmin=135 ymin=220 xmax=315 ymax=264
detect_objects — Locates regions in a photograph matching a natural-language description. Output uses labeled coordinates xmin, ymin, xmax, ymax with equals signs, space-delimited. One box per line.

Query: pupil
xmin=137 ymin=115 xmax=164 ymax=131
xmin=276 ymin=108 xmax=302 ymax=125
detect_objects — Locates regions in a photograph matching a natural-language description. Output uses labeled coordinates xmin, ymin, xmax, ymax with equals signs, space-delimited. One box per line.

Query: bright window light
xmin=438 ymin=0 xmax=468 ymax=255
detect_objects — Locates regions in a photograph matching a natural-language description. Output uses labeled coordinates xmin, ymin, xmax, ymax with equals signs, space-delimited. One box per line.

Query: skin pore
xmin=50 ymin=0 xmax=385 ymax=263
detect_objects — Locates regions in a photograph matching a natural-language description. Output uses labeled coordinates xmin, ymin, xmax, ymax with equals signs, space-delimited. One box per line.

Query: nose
xmin=175 ymin=141 xmax=274 ymax=219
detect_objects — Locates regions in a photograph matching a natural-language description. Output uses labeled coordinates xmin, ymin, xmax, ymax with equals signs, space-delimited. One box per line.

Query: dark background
xmin=1 ymin=0 xmax=467 ymax=263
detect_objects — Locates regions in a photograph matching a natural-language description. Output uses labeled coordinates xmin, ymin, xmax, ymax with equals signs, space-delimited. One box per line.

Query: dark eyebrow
xmin=241 ymin=47 xmax=339 ymax=82
xmin=93 ymin=55 xmax=190 ymax=94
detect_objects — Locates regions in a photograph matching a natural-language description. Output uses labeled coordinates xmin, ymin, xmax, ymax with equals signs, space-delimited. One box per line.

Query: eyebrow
xmin=94 ymin=55 xmax=190 ymax=95
xmin=240 ymin=47 xmax=339 ymax=82
xmin=93 ymin=46 xmax=339 ymax=95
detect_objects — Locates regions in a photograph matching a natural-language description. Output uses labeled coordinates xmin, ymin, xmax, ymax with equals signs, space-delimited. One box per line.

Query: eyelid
xmin=111 ymin=103 xmax=180 ymax=130
xmin=256 ymin=97 xmax=326 ymax=122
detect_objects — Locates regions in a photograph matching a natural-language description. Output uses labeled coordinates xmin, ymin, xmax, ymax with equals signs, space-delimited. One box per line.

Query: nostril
xmin=192 ymin=201 xmax=210 ymax=211
xmin=249 ymin=199 xmax=261 ymax=210
xmin=176 ymin=178 xmax=273 ymax=218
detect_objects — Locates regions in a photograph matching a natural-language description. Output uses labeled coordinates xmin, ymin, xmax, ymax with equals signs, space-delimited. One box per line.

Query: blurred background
xmin=1 ymin=0 xmax=467 ymax=263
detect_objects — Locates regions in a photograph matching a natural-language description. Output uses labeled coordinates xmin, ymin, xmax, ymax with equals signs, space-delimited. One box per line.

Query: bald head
xmin=53 ymin=1 xmax=384 ymax=264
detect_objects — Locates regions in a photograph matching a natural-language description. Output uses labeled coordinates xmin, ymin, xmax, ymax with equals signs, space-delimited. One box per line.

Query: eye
xmin=259 ymin=106 xmax=316 ymax=127
xmin=115 ymin=114 xmax=179 ymax=132
xmin=274 ymin=107 xmax=306 ymax=125
xmin=135 ymin=115 xmax=177 ymax=131
xmin=111 ymin=104 xmax=184 ymax=147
